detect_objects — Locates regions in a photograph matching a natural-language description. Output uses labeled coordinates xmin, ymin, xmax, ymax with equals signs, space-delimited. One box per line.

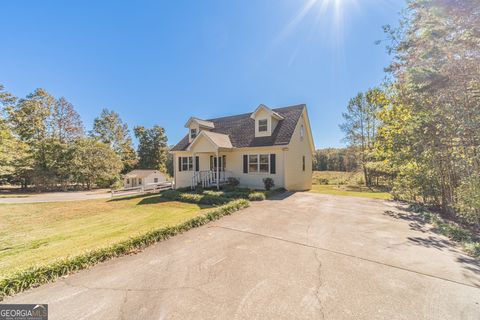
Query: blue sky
xmin=1 ymin=0 xmax=404 ymax=148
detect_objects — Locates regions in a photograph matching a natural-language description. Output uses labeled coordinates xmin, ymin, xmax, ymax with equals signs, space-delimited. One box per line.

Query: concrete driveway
xmin=4 ymin=192 xmax=480 ymax=319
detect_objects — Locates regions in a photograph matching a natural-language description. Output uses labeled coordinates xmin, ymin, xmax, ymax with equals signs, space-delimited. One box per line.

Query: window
xmin=258 ymin=119 xmax=268 ymax=132
xmin=248 ymin=154 xmax=269 ymax=173
xmin=138 ymin=178 xmax=142 ymax=185
xmin=154 ymin=178 xmax=158 ymax=183
xmin=248 ymin=155 xmax=258 ymax=172
xmin=181 ymin=157 xmax=193 ymax=171
xmin=300 ymin=124 xmax=305 ymax=140
xmin=190 ymin=128 xmax=197 ymax=139
xmin=302 ymin=156 xmax=305 ymax=171
xmin=126 ymin=178 xmax=130 ymax=184
xmin=259 ymin=154 xmax=269 ymax=172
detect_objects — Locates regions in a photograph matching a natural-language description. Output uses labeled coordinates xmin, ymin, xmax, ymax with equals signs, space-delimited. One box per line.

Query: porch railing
xmin=191 ymin=170 xmax=233 ymax=189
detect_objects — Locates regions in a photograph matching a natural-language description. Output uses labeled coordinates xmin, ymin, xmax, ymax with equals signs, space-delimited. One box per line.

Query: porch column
xmin=216 ymin=149 xmax=219 ymax=190
xmin=192 ymin=152 xmax=196 ymax=188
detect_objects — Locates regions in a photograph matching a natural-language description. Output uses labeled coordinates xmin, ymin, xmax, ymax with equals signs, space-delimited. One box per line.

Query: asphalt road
xmin=4 ymin=192 xmax=480 ymax=319
xmin=0 ymin=189 xmax=111 ymax=203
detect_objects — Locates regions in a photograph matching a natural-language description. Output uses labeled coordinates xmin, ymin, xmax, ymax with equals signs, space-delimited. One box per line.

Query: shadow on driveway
xmin=383 ymin=206 xmax=480 ymax=285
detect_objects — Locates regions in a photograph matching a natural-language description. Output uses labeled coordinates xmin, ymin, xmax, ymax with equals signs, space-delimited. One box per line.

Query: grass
xmin=0 ymin=198 xmax=249 ymax=300
xmin=0 ymin=194 xmax=212 ymax=280
xmin=310 ymin=171 xmax=392 ymax=200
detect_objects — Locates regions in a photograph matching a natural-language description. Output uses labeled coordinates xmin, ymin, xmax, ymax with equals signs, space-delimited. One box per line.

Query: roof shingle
xmin=171 ymin=104 xmax=305 ymax=151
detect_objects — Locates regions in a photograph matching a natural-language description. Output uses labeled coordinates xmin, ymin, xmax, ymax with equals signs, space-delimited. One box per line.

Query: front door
xmin=210 ymin=155 xmax=226 ymax=172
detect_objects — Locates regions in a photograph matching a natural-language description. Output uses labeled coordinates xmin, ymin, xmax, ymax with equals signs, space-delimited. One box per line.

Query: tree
xmin=340 ymin=88 xmax=385 ymax=186
xmin=0 ymin=85 xmax=26 ymax=179
xmin=8 ymin=89 xmax=86 ymax=189
xmin=91 ymin=109 xmax=137 ymax=172
xmin=52 ymin=97 xmax=84 ymax=143
xmin=70 ymin=138 xmax=122 ymax=189
xmin=378 ymin=0 xmax=480 ymax=221
xmin=8 ymin=88 xmax=56 ymax=188
xmin=313 ymin=148 xmax=358 ymax=172
xmin=166 ymin=145 xmax=174 ymax=177
xmin=134 ymin=125 xmax=169 ymax=172
xmin=10 ymin=88 xmax=54 ymax=143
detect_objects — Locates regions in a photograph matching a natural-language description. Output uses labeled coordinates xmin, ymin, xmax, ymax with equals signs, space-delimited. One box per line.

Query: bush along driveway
xmin=0 ymin=190 xmax=251 ymax=301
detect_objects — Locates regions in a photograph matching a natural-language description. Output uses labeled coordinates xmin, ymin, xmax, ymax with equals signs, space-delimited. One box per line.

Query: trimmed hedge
xmin=0 ymin=199 xmax=249 ymax=301
xmin=162 ymin=190 xmax=230 ymax=205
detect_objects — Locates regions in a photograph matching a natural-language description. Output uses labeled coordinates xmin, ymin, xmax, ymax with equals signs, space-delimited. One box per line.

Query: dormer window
xmin=190 ymin=128 xmax=197 ymax=139
xmin=258 ymin=119 xmax=268 ymax=132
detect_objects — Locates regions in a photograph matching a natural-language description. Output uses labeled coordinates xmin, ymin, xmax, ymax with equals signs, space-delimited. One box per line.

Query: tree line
xmin=0 ymin=86 xmax=171 ymax=190
xmin=313 ymin=148 xmax=358 ymax=172
xmin=340 ymin=0 xmax=480 ymax=224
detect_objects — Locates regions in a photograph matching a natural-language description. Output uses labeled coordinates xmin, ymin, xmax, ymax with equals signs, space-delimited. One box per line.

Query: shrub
xmin=227 ymin=177 xmax=240 ymax=187
xmin=262 ymin=177 xmax=275 ymax=191
xmin=455 ymin=176 xmax=480 ymax=225
xmin=178 ymin=193 xmax=203 ymax=203
xmin=199 ymin=195 xmax=230 ymax=205
xmin=317 ymin=178 xmax=329 ymax=185
xmin=162 ymin=189 xmax=229 ymax=206
xmin=203 ymin=190 xmax=224 ymax=197
xmin=224 ymin=191 xmax=250 ymax=199
xmin=162 ymin=189 xmax=181 ymax=200
xmin=248 ymin=192 xmax=266 ymax=201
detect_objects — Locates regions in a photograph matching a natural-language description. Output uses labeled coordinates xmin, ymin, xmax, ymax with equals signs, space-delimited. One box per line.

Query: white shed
xmin=124 ymin=170 xmax=166 ymax=188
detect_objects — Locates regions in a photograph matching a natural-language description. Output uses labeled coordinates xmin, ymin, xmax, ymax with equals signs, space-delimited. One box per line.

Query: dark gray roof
xmin=172 ymin=104 xmax=305 ymax=151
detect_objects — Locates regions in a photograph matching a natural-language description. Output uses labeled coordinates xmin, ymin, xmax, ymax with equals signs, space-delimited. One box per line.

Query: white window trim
xmin=190 ymin=128 xmax=197 ymax=140
xmin=181 ymin=156 xmax=194 ymax=171
xmin=248 ymin=153 xmax=270 ymax=174
xmin=258 ymin=119 xmax=268 ymax=132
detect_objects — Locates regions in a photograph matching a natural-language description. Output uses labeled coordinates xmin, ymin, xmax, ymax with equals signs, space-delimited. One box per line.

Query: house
xmin=171 ymin=104 xmax=315 ymax=190
xmin=123 ymin=170 xmax=166 ymax=188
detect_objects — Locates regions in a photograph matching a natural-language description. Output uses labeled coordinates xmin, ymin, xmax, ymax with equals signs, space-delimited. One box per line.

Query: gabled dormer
xmin=250 ymin=104 xmax=285 ymax=138
xmin=185 ymin=117 xmax=215 ymax=143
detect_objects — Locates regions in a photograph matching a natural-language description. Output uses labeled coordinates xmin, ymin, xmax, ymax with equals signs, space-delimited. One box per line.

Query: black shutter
xmin=178 ymin=157 xmax=182 ymax=172
xmin=243 ymin=155 xmax=248 ymax=173
xmin=270 ymin=154 xmax=276 ymax=174
xmin=195 ymin=156 xmax=199 ymax=172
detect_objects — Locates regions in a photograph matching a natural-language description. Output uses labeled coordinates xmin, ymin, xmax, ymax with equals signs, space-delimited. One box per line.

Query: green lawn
xmin=311 ymin=171 xmax=392 ymax=200
xmin=310 ymin=184 xmax=392 ymax=200
xmin=0 ymin=195 xmax=210 ymax=279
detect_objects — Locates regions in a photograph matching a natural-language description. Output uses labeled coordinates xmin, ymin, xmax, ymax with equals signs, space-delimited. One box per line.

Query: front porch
xmin=191 ymin=169 xmax=233 ymax=189
xmin=176 ymin=130 xmax=237 ymax=190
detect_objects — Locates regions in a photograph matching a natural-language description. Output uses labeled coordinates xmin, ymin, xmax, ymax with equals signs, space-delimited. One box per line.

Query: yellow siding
xmin=284 ymin=109 xmax=313 ymax=190
xmin=173 ymin=107 xmax=314 ymax=190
